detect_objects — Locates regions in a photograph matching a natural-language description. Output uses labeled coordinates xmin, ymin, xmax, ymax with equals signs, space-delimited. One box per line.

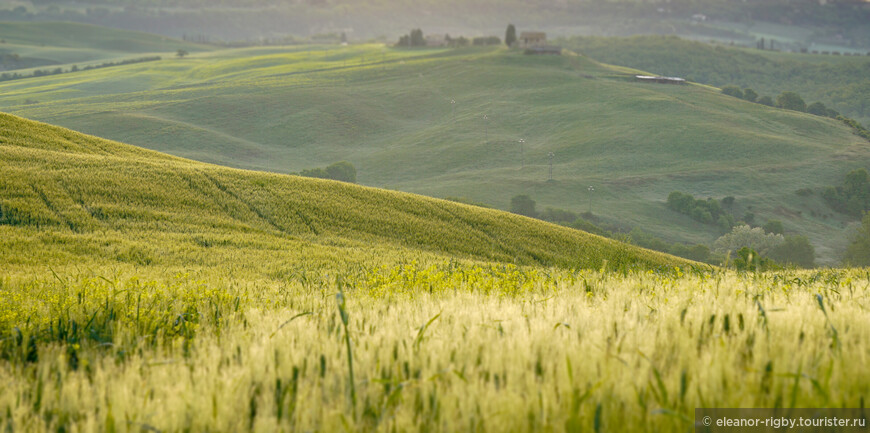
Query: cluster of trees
xmin=507 ymin=193 xmax=817 ymax=267
xmin=397 ymin=29 xmax=502 ymax=48
xmin=713 ymin=225 xmax=815 ymax=269
xmin=722 ymin=86 xmax=870 ymax=141
xmin=397 ymin=29 xmax=425 ymax=47
xmin=720 ymin=86 xmax=843 ymax=117
xmin=666 ymin=191 xmax=737 ymax=231
xmin=821 ymin=168 xmax=870 ymax=217
xmin=297 ymin=161 xmax=356 ymax=183
xmin=664 ymin=191 xmax=815 ymax=267
xmin=510 ymin=194 xmax=716 ymax=263
xmin=0 ymin=56 xmax=161 ymax=82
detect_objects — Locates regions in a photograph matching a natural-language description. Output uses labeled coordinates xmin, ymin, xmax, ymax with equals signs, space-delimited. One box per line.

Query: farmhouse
xmin=518 ymin=31 xmax=547 ymax=47
xmin=634 ymin=75 xmax=687 ymax=85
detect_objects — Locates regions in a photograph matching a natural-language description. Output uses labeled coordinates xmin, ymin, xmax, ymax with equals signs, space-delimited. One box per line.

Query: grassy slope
xmin=0 ymin=21 xmax=208 ymax=70
xmin=562 ymin=35 xmax=870 ymax=126
xmin=1 ymin=42 xmax=867 ymax=264
xmin=0 ymin=112 xmax=684 ymax=271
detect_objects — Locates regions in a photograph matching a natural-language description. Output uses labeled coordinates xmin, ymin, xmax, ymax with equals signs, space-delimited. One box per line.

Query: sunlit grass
xmin=0 ymin=42 xmax=865 ymax=264
xmin=2 ymin=265 xmax=868 ymax=432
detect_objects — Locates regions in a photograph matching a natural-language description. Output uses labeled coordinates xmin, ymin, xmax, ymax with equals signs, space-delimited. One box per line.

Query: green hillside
xmin=0 ymin=112 xmax=683 ymax=272
xmin=0 ymin=21 xmax=207 ymax=71
xmin=562 ymin=35 xmax=870 ymax=126
xmin=1 ymin=41 xmax=867 ymax=264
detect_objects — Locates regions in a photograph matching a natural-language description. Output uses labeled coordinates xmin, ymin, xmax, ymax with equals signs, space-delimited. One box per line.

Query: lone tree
xmin=176 ymin=49 xmax=189 ymax=58
xmin=510 ymin=194 xmax=538 ymax=218
xmin=505 ymin=24 xmax=517 ymax=47
xmin=776 ymin=91 xmax=807 ymax=112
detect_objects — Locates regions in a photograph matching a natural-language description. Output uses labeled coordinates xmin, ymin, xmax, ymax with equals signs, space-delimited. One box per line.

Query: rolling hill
xmin=562 ymin=35 xmax=870 ymax=126
xmin=0 ymin=21 xmax=207 ymax=72
xmin=1 ymin=36 xmax=867 ymax=264
xmin=0 ymin=112 xmax=684 ymax=272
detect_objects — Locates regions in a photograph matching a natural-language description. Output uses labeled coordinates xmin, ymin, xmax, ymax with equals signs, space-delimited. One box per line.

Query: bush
xmin=539 ymin=207 xmax=578 ymax=224
xmin=324 ymin=161 xmax=356 ymax=183
xmin=742 ymin=88 xmax=758 ymax=102
xmin=769 ymin=235 xmax=815 ymax=268
xmin=667 ymin=191 xmax=734 ymax=229
xmin=299 ymin=161 xmax=357 ymax=183
xmin=757 ymin=96 xmax=774 ymax=106
xmin=805 ymin=102 xmax=839 ymax=118
xmin=844 ymin=212 xmax=870 ymax=266
xmin=762 ymin=220 xmax=784 ymax=235
xmin=510 ymin=195 xmax=537 ymax=218
xmin=732 ymin=247 xmax=775 ymax=271
xmin=776 ymin=91 xmax=807 ymax=112
xmin=721 ymin=85 xmax=743 ymax=99
xmin=821 ymin=168 xmax=870 ymax=216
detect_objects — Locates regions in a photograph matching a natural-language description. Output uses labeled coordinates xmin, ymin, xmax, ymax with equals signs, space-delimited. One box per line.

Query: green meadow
xmin=563 ymin=35 xmax=870 ymax=126
xmin=3 ymin=112 xmax=870 ymax=432
xmin=0 ymin=32 xmax=866 ymax=264
xmin=0 ymin=21 xmax=206 ymax=72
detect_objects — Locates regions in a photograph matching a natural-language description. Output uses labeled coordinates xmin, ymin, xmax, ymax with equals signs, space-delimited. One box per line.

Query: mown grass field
xmin=2 ymin=113 xmax=870 ymax=432
xmin=0 ymin=34 xmax=866 ymax=264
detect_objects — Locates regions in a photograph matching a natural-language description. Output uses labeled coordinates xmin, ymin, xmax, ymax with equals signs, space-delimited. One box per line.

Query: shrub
xmin=667 ymin=191 xmax=734 ymax=228
xmin=776 ymin=91 xmax=807 ymax=112
xmin=769 ymin=235 xmax=815 ymax=268
xmin=721 ymin=85 xmax=743 ymax=99
xmin=844 ymin=212 xmax=870 ymax=266
xmin=821 ymin=168 xmax=870 ymax=216
xmin=539 ymin=207 xmax=578 ymax=224
xmin=325 ymin=161 xmax=357 ymax=183
xmin=299 ymin=161 xmax=357 ymax=183
xmin=510 ymin=195 xmax=537 ymax=218
xmin=762 ymin=220 xmax=784 ymax=235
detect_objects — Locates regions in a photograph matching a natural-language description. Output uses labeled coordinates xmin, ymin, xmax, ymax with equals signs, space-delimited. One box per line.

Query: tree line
xmin=0 ymin=56 xmax=161 ymax=82
xmin=396 ymin=28 xmax=503 ymax=48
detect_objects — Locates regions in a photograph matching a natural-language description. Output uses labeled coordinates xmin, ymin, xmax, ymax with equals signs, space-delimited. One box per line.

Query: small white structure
xmin=635 ymin=75 xmax=687 ymax=85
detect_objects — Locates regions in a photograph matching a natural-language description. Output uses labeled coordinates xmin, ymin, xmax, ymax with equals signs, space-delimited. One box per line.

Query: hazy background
xmin=2 ymin=0 xmax=869 ymax=51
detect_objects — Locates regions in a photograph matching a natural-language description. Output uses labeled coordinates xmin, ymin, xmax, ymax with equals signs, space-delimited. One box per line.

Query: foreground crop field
xmin=2 ymin=264 xmax=869 ymax=432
